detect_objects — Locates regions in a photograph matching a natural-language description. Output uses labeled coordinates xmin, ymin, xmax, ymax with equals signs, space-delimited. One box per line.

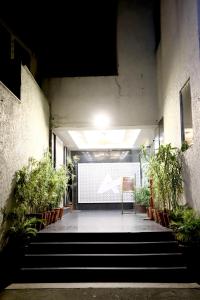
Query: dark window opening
xmin=180 ymin=80 xmax=193 ymax=146
xmin=0 ymin=22 xmax=31 ymax=99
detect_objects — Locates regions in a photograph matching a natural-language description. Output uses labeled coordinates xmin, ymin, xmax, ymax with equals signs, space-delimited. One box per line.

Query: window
xmin=0 ymin=24 xmax=21 ymax=98
xmin=0 ymin=22 xmax=31 ymax=99
xmin=180 ymin=80 xmax=193 ymax=145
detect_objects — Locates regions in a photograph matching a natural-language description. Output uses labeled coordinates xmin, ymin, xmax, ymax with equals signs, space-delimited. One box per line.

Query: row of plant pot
xmin=28 ymin=207 xmax=64 ymax=230
xmin=147 ymin=207 xmax=170 ymax=228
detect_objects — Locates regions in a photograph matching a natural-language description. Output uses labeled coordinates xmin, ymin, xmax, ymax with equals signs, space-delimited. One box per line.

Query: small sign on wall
xmin=122 ymin=177 xmax=135 ymax=192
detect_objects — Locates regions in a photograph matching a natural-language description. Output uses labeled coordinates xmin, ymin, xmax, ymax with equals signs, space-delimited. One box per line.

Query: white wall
xmin=0 ymin=66 xmax=50 ymax=234
xmin=78 ymin=163 xmax=140 ymax=203
xmin=157 ymin=0 xmax=200 ymax=211
xmin=45 ymin=0 xmax=158 ymax=129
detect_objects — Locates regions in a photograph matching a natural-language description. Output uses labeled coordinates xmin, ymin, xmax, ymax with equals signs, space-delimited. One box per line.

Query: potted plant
xmin=0 ymin=152 xmax=69 ymax=284
xmin=169 ymin=206 xmax=200 ymax=280
xmin=170 ymin=206 xmax=200 ymax=244
xmin=3 ymin=207 xmax=39 ymax=245
xmin=141 ymin=144 xmax=184 ymax=227
xmin=135 ymin=186 xmax=150 ymax=213
xmin=1 ymin=205 xmax=40 ymax=284
xmin=13 ymin=152 xmax=68 ymax=227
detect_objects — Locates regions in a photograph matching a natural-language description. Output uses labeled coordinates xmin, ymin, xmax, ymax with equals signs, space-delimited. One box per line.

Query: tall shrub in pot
xmin=14 ymin=152 xmax=68 ymax=219
xmin=141 ymin=144 xmax=184 ymax=226
xmin=150 ymin=144 xmax=183 ymax=211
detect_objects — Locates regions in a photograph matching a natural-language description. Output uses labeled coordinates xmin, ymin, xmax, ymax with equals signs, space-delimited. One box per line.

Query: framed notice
xmin=122 ymin=177 xmax=135 ymax=192
xmin=121 ymin=176 xmax=135 ymax=214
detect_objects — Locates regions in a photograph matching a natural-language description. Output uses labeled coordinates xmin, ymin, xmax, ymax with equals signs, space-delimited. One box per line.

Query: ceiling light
xmin=93 ymin=114 xmax=110 ymax=129
xmin=68 ymin=129 xmax=141 ymax=149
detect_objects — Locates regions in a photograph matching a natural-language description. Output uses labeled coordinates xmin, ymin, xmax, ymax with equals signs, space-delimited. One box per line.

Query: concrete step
xmin=26 ymin=240 xmax=179 ymax=254
xmin=22 ymin=252 xmax=185 ymax=267
xmin=36 ymin=231 xmax=175 ymax=242
xmin=17 ymin=266 xmax=189 ymax=283
xmin=16 ymin=231 xmax=190 ymax=283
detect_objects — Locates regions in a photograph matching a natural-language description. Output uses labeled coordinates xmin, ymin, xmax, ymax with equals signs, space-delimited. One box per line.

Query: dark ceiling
xmin=0 ymin=0 xmax=118 ymax=77
xmin=0 ymin=0 xmax=160 ymax=79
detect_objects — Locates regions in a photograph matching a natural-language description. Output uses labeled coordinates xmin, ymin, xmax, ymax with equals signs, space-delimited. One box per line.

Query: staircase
xmin=16 ymin=231 xmax=190 ymax=283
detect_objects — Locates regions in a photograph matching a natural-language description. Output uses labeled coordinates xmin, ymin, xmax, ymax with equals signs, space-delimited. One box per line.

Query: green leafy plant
xmin=141 ymin=144 xmax=183 ymax=211
xmin=14 ymin=152 xmax=68 ymax=213
xmin=169 ymin=206 xmax=186 ymax=223
xmin=170 ymin=207 xmax=200 ymax=244
xmin=181 ymin=140 xmax=190 ymax=152
xmin=135 ymin=187 xmax=150 ymax=207
xmin=2 ymin=205 xmax=40 ymax=246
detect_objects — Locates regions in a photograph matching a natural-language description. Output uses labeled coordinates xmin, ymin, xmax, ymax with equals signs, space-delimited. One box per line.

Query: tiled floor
xmin=41 ymin=210 xmax=171 ymax=233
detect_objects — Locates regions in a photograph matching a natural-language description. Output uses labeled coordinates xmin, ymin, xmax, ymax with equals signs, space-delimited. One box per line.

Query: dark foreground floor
xmin=1 ymin=288 xmax=200 ymax=300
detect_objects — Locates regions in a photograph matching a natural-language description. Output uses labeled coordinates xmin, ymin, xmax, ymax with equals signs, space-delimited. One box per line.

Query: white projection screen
xmin=78 ymin=163 xmax=141 ymax=204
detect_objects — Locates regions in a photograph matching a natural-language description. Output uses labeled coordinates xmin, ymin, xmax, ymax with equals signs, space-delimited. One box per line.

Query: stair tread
xmin=18 ymin=230 xmax=190 ymax=283
xmin=25 ymin=253 xmax=183 ymax=257
xmin=21 ymin=266 xmax=187 ymax=270
xmin=38 ymin=231 xmax=173 ymax=234
xmin=30 ymin=241 xmax=177 ymax=245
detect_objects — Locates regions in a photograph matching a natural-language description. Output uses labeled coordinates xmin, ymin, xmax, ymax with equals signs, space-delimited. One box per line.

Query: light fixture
xmin=68 ymin=129 xmax=141 ymax=149
xmin=93 ymin=113 xmax=110 ymax=129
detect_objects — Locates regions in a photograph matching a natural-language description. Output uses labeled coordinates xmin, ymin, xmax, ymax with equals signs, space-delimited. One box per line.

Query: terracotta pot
xmin=49 ymin=210 xmax=55 ymax=223
xmin=157 ymin=211 xmax=165 ymax=227
xmin=46 ymin=211 xmax=51 ymax=225
xmin=147 ymin=207 xmax=154 ymax=220
xmin=151 ymin=208 xmax=156 ymax=221
xmin=59 ymin=207 xmax=64 ymax=219
xmin=53 ymin=208 xmax=60 ymax=223
xmin=135 ymin=204 xmax=147 ymax=214
xmin=46 ymin=211 xmax=50 ymax=225
xmin=156 ymin=211 xmax=160 ymax=223
xmin=163 ymin=212 xmax=170 ymax=227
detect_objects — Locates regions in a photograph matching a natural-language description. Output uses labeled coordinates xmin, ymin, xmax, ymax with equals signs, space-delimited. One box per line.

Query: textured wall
xmin=0 ymin=66 xmax=50 ymax=231
xmin=45 ymin=0 xmax=158 ymax=129
xmin=157 ymin=0 xmax=200 ymax=211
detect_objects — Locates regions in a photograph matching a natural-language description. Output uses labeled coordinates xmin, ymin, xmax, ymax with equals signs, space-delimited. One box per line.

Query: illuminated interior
xmin=68 ymin=129 xmax=141 ymax=149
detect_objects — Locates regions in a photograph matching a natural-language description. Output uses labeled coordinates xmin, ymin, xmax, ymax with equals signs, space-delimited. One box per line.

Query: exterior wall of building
xmin=45 ymin=0 xmax=158 ymax=129
xmin=0 ymin=66 xmax=50 ymax=235
xmin=157 ymin=0 xmax=200 ymax=211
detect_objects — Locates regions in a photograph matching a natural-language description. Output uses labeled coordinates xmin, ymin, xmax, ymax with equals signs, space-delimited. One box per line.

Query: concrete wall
xmin=45 ymin=0 xmax=158 ymax=129
xmin=0 ymin=66 xmax=50 ymax=233
xmin=157 ymin=0 xmax=200 ymax=211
